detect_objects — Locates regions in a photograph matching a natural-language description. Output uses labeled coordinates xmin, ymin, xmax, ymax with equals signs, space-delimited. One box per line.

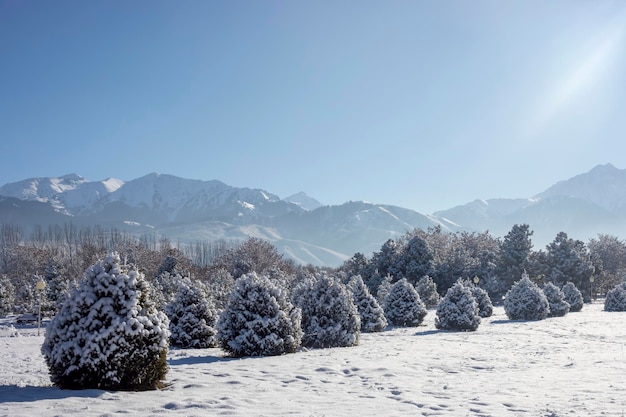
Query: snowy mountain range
xmin=1 ymin=164 xmax=625 ymax=265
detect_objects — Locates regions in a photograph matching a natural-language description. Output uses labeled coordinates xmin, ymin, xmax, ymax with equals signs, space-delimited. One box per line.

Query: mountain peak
xmin=283 ymin=192 xmax=324 ymax=211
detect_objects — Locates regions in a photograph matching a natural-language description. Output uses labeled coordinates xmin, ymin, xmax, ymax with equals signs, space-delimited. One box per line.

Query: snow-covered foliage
xmin=384 ymin=278 xmax=427 ymax=327
xmin=543 ymin=282 xmax=570 ymax=317
xmin=217 ymin=272 xmax=302 ymax=357
xmin=496 ymin=224 xmax=533 ymax=299
xmin=435 ymin=281 xmax=480 ymax=331
xmin=469 ymin=285 xmax=493 ymax=318
xmin=150 ymin=271 xmax=184 ymax=311
xmin=604 ymin=282 xmax=626 ymax=312
xmin=562 ymin=282 xmax=584 ymax=312
xmin=0 ymin=275 xmax=14 ymax=316
xmin=415 ymin=275 xmax=440 ymax=308
xmin=41 ymin=258 xmax=72 ymax=316
xmin=376 ymin=274 xmax=393 ymax=306
xmin=41 ymin=253 xmax=170 ymax=390
xmin=294 ymin=274 xmax=360 ymax=348
xmin=503 ymin=273 xmax=550 ymax=321
xmin=166 ymin=278 xmax=218 ymax=349
xmin=349 ymin=275 xmax=387 ymax=332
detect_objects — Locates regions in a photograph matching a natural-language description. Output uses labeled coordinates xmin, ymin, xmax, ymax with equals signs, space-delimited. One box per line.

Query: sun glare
xmin=526 ymin=10 xmax=626 ymax=140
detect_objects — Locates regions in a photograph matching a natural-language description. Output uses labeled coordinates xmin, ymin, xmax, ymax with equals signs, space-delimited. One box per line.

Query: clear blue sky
xmin=1 ymin=1 xmax=625 ymax=214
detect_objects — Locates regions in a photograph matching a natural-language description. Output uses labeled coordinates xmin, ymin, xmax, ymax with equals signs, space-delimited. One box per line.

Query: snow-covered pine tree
xmin=349 ymin=275 xmax=387 ymax=333
xmin=562 ymin=282 xmax=584 ymax=312
xmin=295 ymin=274 xmax=360 ymax=348
xmin=41 ymin=253 xmax=170 ymax=390
xmin=435 ymin=281 xmax=480 ymax=331
xmin=543 ymin=282 xmax=570 ymax=317
xmin=217 ymin=272 xmax=302 ymax=357
xmin=503 ymin=273 xmax=550 ymax=321
xmin=166 ymin=278 xmax=218 ymax=348
xmin=0 ymin=275 xmax=14 ymax=316
xmin=604 ymin=282 xmax=626 ymax=312
xmin=376 ymin=274 xmax=393 ymax=306
xmin=470 ymin=285 xmax=493 ymax=318
xmin=415 ymin=275 xmax=440 ymax=308
xmin=151 ymin=271 xmax=184 ymax=311
xmin=41 ymin=258 xmax=72 ymax=316
xmin=384 ymin=278 xmax=427 ymax=327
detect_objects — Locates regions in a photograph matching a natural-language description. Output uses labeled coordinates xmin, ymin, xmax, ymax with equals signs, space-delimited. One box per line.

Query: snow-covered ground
xmin=1 ymin=302 xmax=625 ymax=417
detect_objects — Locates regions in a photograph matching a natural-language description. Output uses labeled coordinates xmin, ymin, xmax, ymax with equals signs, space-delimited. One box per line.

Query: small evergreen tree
xmin=435 ymin=281 xmax=480 ymax=331
xmin=384 ymin=278 xmax=427 ymax=327
xmin=42 ymin=253 xmax=170 ymax=390
xmin=217 ymin=272 xmax=302 ymax=357
xmin=166 ymin=278 xmax=218 ymax=349
xmin=543 ymin=282 xmax=570 ymax=317
xmin=604 ymin=282 xmax=626 ymax=312
xmin=376 ymin=274 xmax=393 ymax=306
xmin=503 ymin=273 xmax=550 ymax=321
xmin=470 ymin=285 xmax=493 ymax=318
xmin=295 ymin=274 xmax=360 ymax=349
xmin=0 ymin=275 xmax=15 ymax=317
xmin=349 ymin=275 xmax=387 ymax=332
xmin=415 ymin=275 xmax=440 ymax=308
xmin=562 ymin=282 xmax=584 ymax=312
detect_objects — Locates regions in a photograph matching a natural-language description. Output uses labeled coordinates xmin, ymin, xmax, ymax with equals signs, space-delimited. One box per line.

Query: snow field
xmin=1 ymin=302 xmax=625 ymax=417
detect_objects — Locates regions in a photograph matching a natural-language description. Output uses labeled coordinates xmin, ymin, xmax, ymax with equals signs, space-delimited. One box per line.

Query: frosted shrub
xmin=42 ymin=253 xmax=170 ymax=390
xmin=166 ymin=279 xmax=218 ymax=349
xmin=562 ymin=282 xmax=583 ymax=312
xmin=543 ymin=282 xmax=570 ymax=317
xmin=295 ymin=274 xmax=360 ymax=348
xmin=384 ymin=278 xmax=427 ymax=327
xmin=503 ymin=274 xmax=550 ymax=321
xmin=349 ymin=275 xmax=387 ymax=332
xmin=470 ymin=285 xmax=493 ymax=318
xmin=376 ymin=274 xmax=393 ymax=306
xmin=435 ymin=281 xmax=480 ymax=331
xmin=217 ymin=272 xmax=302 ymax=357
xmin=0 ymin=275 xmax=14 ymax=316
xmin=415 ymin=275 xmax=440 ymax=308
xmin=604 ymin=282 xmax=626 ymax=312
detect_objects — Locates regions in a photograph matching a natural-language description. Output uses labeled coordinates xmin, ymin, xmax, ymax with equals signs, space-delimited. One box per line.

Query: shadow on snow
xmin=0 ymin=385 xmax=103 ymax=403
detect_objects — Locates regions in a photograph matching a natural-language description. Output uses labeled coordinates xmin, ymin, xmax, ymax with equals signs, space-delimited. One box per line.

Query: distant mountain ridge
xmin=0 ymin=173 xmax=452 ymax=266
xmin=434 ymin=163 xmax=626 ymax=246
xmin=1 ymin=164 xmax=625 ymax=265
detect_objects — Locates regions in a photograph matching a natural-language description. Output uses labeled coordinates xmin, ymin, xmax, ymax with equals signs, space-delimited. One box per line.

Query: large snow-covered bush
xmin=435 ymin=281 xmax=480 ymax=331
xmin=503 ymin=273 xmax=550 ymax=321
xmin=604 ymin=282 xmax=626 ymax=312
xmin=415 ymin=275 xmax=440 ymax=309
xmin=384 ymin=278 xmax=427 ymax=327
xmin=295 ymin=274 xmax=360 ymax=349
xmin=543 ymin=282 xmax=570 ymax=317
xmin=217 ymin=272 xmax=302 ymax=357
xmin=376 ymin=274 xmax=393 ymax=306
xmin=562 ymin=282 xmax=583 ymax=312
xmin=41 ymin=253 xmax=170 ymax=390
xmin=470 ymin=285 xmax=493 ymax=318
xmin=166 ymin=278 xmax=218 ymax=349
xmin=349 ymin=275 xmax=387 ymax=333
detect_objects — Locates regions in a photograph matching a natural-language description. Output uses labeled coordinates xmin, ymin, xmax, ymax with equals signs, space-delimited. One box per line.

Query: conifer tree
xmin=295 ymin=274 xmax=360 ymax=348
xmin=543 ymin=282 xmax=570 ymax=317
xmin=604 ymin=282 xmax=626 ymax=312
xmin=415 ymin=275 xmax=440 ymax=308
xmin=384 ymin=278 xmax=427 ymax=327
xmin=349 ymin=275 xmax=387 ymax=332
xmin=503 ymin=273 xmax=550 ymax=321
xmin=42 ymin=253 xmax=170 ymax=390
xmin=166 ymin=278 xmax=218 ymax=348
xmin=217 ymin=272 xmax=302 ymax=357
xmin=469 ymin=284 xmax=493 ymax=318
xmin=562 ymin=282 xmax=584 ymax=312
xmin=435 ymin=281 xmax=480 ymax=331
